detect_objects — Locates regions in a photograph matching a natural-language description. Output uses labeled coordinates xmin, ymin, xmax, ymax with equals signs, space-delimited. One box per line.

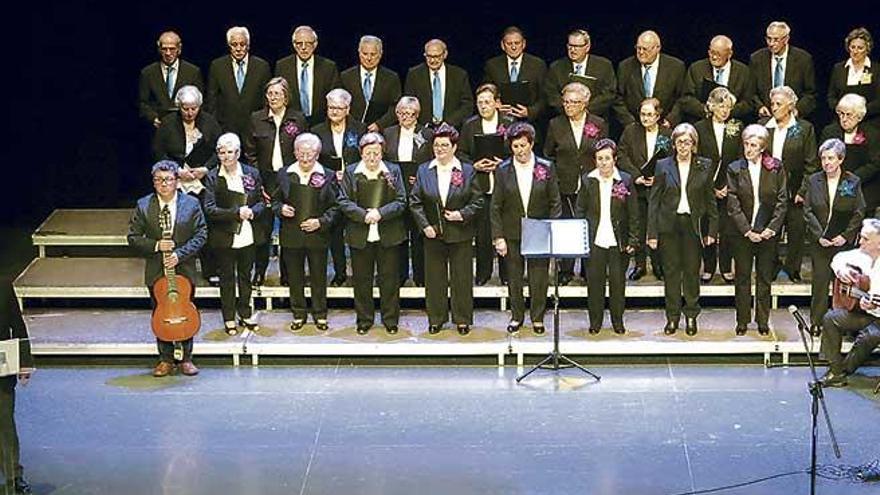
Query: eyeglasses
xmin=328 ymin=105 xmax=349 ymax=111
xmin=636 ymin=45 xmax=658 ymax=53
xmin=294 ymin=40 xmax=315 ymax=47
xmin=837 ymin=110 xmax=859 ymax=119
xmin=567 ymin=43 xmax=588 ymax=49
xmin=424 ymin=53 xmax=444 ymax=59
xmin=675 ymin=139 xmax=695 ymax=145
xmin=153 ymin=177 xmax=177 ymax=185
xmin=397 ymin=110 xmax=417 ymax=118
xmin=562 ymin=99 xmax=586 ymax=105
xmin=765 ymin=35 xmax=788 ymax=43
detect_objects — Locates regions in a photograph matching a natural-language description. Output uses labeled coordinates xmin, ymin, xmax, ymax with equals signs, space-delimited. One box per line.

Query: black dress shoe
xmin=819 ymin=370 xmax=848 ymax=388
xmin=757 ymin=326 xmax=770 ymax=336
xmin=251 ymin=273 xmax=265 ymax=287
xmin=356 ymin=324 xmax=371 ymax=335
xmin=685 ymin=317 xmax=698 ymax=336
xmin=457 ymin=324 xmax=470 ymax=336
xmin=315 ymin=319 xmax=329 ymax=331
xmin=664 ymin=319 xmax=679 ymax=335
xmin=735 ymin=324 xmax=748 ymax=336
xmin=588 ymin=326 xmax=601 ymax=335
xmin=613 ymin=325 xmax=626 ymax=335
xmin=289 ymin=319 xmax=306 ymax=333
xmin=533 ymin=323 xmax=545 ymax=335
xmin=385 ymin=325 xmax=398 ymax=335
xmin=721 ymin=272 xmax=735 ymax=284
xmin=506 ymin=320 xmax=522 ymax=334
xmin=787 ymin=270 xmax=803 ymax=282
xmin=627 ymin=266 xmax=646 ymax=281
xmin=13 ymin=477 xmax=31 ymax=494
xmin=475 ymin=275 xmax=490 ymax=286
xmin=558 ymin=274 xmax=573 ymax=286
xmin=809 ymin=324 xmax=822 ymax=337
xmin=331 ymin=275 xmax=347 ymax=287
xmin=428 ymin=324 xmax=441 ymax=335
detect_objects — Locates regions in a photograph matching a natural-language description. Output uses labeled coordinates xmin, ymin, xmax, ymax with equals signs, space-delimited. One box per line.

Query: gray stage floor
xmin=11 ymin=365 xmax=880 ymax=494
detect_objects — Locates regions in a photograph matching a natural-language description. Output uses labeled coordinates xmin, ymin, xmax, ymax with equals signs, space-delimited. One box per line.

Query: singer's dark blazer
xmin=338 ymin=161 xmax=408 ymax=248
xmin=340 ymin=65 xmax=402 ymax=130
xmin=312 ymin=117 xmax=367 ymax=172
xmin=482 ymin=53 xmax=548 ymax=121
xmin=457 ymin=113 xmax=515 ymax=192
xmin=382 ymin=125 xmax=435 ymax=166
xmin=749 ymin=46 xmax=817 ymax=117
xmin=694 ymin=118 xmax=743 ymax=188
xmin=803 ymin=170 xmax=865 ymax=243
xmin=127 ymin=192 xmax=208 ymax=285
xmin=647 ymin=156 xmax=719 ymax=239
xmin=138 ymin=59 xmax=204 ymax=126
xmin=545 ymin=55 xmax=617 ymax=119
xmin=205 ymin=54 xmax=272 ymax=138
xmin=614 ymin=53 xmax=686 ymax=126
xmin=203 ymin=164 xmax=267 ymax=248
xmin=274 ymin=54 xmax=342 ymax=125
xmin=243 ymin=107 xmax=308 ymax=194
xmin=725 ymin=158 xmax=788 ymax=235
xmin=409 ymin=161 xmax=483 ymax=244
xmin=616 ymin=123 xmax=673 ymax=182
xmin=272 ymin=166 xmax=340 ymax=249
xmin=543 ymin=113 xmax=608 ymax=194
xmin=679 ymin=58 xmax=755 ymax=122
xmin=490 ymin=157 xmax=562 ymax=240
xmin=826 ymin=59 xmax=880 ymax=121
xmin=819 ymin=122 xmax=880 ymax=209
xmin=575 ymin=170 xmax=640 ymax=251
xmin=404 ymin=63 xmax=474 ymax=128
xmin=151 ymin=111 xmax=223 ymax=169
xmin=760 ymin=117 xmax=818 ymax=198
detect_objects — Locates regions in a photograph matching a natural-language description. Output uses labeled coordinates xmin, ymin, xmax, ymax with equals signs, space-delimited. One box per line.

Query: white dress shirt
xmin=430 ymin=157 xmax=462 ymax=207
xmin=287 ymin=162 xmax=326 ymax=187
xmin=845 ymin=58 xmax=872 ymax=86
xmin=765 ymin=117 xmax=792 ymax=160
xmin=641 ymin=61 xmax=658 ymax=96
xmin=645 ymin=129 xmax=658 ymax=158
xmin=398 ymin=127 xmax=415 ymax=162
xmin=569 ymin=115 xmax=585 ymax=149
xmin=747 ymin=160 xmax=762 ymax=225
xmin=712 ymin=121 xmax=726 ymax=157
xmin=220 ymin=164 xmax=255 ymax=248
xmin=676 ymin=162 xmax=692 ymax=214
xmin=712 ymin=60 xmax=731 ymax=86
xmin=513 ymin=154 xmax=535 ymax=213
xmin=271 ymin=110 xmax=285 ymax=171
xmin=827 ymin=174 xmax=841 ymax=221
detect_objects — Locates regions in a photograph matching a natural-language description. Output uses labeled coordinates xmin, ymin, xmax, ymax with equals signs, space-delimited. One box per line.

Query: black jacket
xmin=725 ymin=157 xmax=788 ymax=235
xmin=272 ymin=165 xmax=340 ymax=248
xmin=575 ymin=169 xmax=640 ymax=251
xmin=409 ymin=161 xmax=483 ymax=244
xmin=338 ymin=162 xmax=408 ymax=248
xmin=803 ymin=171 xmax=865 ymax=243
xmin=203 ymin=164 xmax=267 ymax=248
xmin=490 ymin=157 xmax=562 ymax=240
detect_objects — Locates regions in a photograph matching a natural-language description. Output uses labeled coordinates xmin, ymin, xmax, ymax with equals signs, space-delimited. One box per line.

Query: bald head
xmin=636 ymin=31 xmax=661 ymax=64
xmin=708 ymin=35 xmax=733 ymax=68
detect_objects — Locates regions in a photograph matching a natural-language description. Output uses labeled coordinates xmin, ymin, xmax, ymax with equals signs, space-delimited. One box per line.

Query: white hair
xmin=216 ymin=132 xmax=241 ymax=151
xmin=175 ymin=85 xmax=203 ymax=107
xmin=326 ymin=88 xmax=352 ymax=107
xmin=226 ymin=26 xmax=250 ymax=45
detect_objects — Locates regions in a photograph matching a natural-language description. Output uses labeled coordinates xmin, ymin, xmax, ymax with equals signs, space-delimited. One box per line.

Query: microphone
xmin=788 ymin=305 xmax=809 ymax=329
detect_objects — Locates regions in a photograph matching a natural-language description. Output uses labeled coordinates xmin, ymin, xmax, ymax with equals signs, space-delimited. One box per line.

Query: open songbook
xmin=521 ymin=218 xmax=590 ymax=258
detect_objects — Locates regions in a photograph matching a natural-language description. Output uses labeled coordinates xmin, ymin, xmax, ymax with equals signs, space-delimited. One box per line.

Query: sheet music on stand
xmin=0 ymin=338 xmax=20 ymax=377
xmin=521 ymin=218 xmax=590 ymax=258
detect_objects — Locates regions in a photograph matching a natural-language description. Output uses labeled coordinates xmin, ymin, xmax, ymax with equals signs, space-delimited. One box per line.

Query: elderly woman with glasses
xmin=820 ymin=93 xmax=880 ymax=211
xmin=338 ymin=133 xmax=407 ymax=335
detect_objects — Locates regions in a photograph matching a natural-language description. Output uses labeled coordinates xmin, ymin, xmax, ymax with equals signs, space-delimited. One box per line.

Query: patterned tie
xmin=166 ymin=65 xmax=176 ymax=99
xmin=432 ymin=70 xmax=442 ymax=122
xmin=363 ymin=71 xmax=373 ymax=102
xmin=235 ymin=60 xmax=245 ymax=93
xmin=574 ymin=63 xmax=583 ymax=76
xmin=510 ymin=61 xmax=519 ymax=82
xmin=715 ymin=67 xmax=724 ymax=84
xmin=300 ymin=61 xmax=311 ymax=116
xmin=642 ymin=65 xmax=653 ymax=97
xmin=773 ymin=56 xmax=784 ymax=87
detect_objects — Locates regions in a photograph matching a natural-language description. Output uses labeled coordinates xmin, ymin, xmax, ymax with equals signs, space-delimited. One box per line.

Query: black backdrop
xmin=8 ymin=0 xmax=877 ymax=230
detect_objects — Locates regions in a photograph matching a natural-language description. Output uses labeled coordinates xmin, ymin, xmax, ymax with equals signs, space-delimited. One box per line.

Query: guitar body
xmin=151 ymin=274 xmax=200 ymax=342
xmin=832 ymin=274 xmax=872 ymax=311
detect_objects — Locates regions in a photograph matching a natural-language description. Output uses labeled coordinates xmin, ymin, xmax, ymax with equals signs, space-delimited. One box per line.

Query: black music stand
xmin=516 ymin=219 xmax=601 ymax=383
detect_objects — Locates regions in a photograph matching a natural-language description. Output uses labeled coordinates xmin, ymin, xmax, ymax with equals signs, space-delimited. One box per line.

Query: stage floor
xmin=13 ymin=365 xmax=880 ymax=494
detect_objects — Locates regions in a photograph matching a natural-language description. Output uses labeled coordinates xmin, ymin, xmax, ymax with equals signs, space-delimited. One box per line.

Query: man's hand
xmin=758 ymin=106 xmax=771 ymax=118
xmin=508 ymin=104 xmax=529 ymax=118
xmin=759 ymin=228 xmax=776 ymax=240
xmin=192 ymin=167 xmax=208 ymax=180
xmin=157 ymin=240 xmax=175 ymax=252
xmin=366 ymin=122 xmax=380 ymax=133
xmin=714 ymin=186 xmax=728 ymax=199
xmin=703 ymin=236 xmax=716 ymax=246
xmin=281 ymin=204 xmax=296 ymax=218
xmin=793 ymin=194 xmax=804 ymax=206
xmin=624 ymin=245 xmax=635 ymax=254
xmin=163 ymin=252 xmax=179 ymax=268
xmin=636 ymin=176 xmax=654 ymax=187
xmin=153 ymin=118 xmax=162 ymax=128
xmin=747 ymin=231 xmax=764 ymax=243
xmin=336 ymin=170 xmax=344 ymax=182
xmin=239 ymin=206 xmax=254 ymax=221
xmin=443 ymin=210 xmax=464 ymax=222
xmin=860 ymin=297 xmax=877 ymax=311
xmin=819 ymin=237 xmax=834 ymax=247
xmin=831 ymin=235 xmax=847 ymax=247
xmin=836 ymin=268 xmax=860 ymax=285
xmin=423 ymin=226 xmax=437 ymax=239
xmin=364 ymin=209 xmax=382 ymax=224
xmin=494 ymin=238 xmax=508 ymax=257
xmin=179 ymin=168 xmax=196 ymax=181
xmin=300 ymin=218 xmax=320 ymax=232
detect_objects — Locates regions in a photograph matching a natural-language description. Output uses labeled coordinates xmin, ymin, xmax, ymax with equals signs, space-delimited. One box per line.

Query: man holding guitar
xmin=820 ymin=218 xmax=880 ymax=387
xmin=128 ymin=161 xmax=208 ymax=377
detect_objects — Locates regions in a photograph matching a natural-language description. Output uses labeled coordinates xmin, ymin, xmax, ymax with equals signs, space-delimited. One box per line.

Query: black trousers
xmin=351 ymin=242 xmax=401 ymax=327
xmin=253 ymin=212 xmax=273 ymax=280
xmin=821 ymin=309 xmax=880 ymax=375
xmin=504 ymin=240 xmax=550 ymax=324
xmin=702 ymin=198 xmax=733 ymax=275
xmin=474 ymin=193 xmax=505 ymax=282
xmin=587 ymin=246 xmax=628 ymax=328
xmin=810 ymin=244 xmax=843 ymax=326
xmin=782 ymin=202 xmax=806 ymax=275
xmin=149 ymin=287 xmax=194 ymax=363
xmin=732 ymin=237 xmax=778 ymax=326
xmin=329 ymin=223 xmax=347 ymax=280
xmin=424 ymin=238 xmax=473 ymax=326
xmin=215 ymin=244 xmax=255 ymax=322
xmin=0 ymin=379 xmax=22 ymax=486
xmin=284 ymin=245 xmax=328 ymax=321
xmin=659 ymin=214 xmax=702 ymax=320
xmin=399 ymin=214 xmax=425 ymax=285
xmin=634 ymin=196 xmax=662 ymax=272
xmin=560 ymin=193 xmax=587 ymax=277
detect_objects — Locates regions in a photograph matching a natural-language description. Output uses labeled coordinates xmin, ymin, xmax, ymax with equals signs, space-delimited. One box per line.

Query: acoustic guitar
xmin=832 ymin=268 xmax=880 ymax=311
xmin=151 ymin=206 xmax=200 ymax=343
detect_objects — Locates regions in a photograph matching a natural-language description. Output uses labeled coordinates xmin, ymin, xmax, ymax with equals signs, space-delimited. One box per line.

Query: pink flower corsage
xmin=308 ymin=172 xmax=326 ymax=188
xmin=761 ymin=154 xmax=781 ymax=172
xmin=242 ymin=174 xmax=256 ymax=192
xmin=450 ymin=168 xmax=464 ymax=187
xmin=611 ymin=181 xmax=631 ymax=200
xmin=533 ymin=164 xmax=550 ymax=182
xmin=853 ymin=130 xmax=867 ymax=145
xmin=496 ymin=124 xmax=507 ymax=136
xmin=583 ymin=121 xmax=600 ymax=139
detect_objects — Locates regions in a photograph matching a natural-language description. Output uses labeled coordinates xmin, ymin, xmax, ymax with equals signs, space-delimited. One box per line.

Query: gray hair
xmin=742 ymin=123 xmax=770 ymax=147
xmin=359 ymin=35 xmax=383 ymax=53
xmin=295 ymin=132 xmax=322 ymax=153
xmin=769 ymin=85 xmax=799 ymax=109
xmin=156 ymin=31 xmax=181 ymax=48
xmin=561 ymin=82 xmax=591 ymax=101
xmin=424 ymin=39 xmax=447 ymax=53
xmin=767 ymin=21 xmax=791 ymax=37
xmin=837 ymin=93 xmax=868 ymax=120
xmin=862 ymin=218 xmax=880 ymax=236
xmin=672 ymin=123 xmax=699 ymax=148
xmin=151 ymin=160 xmax=179 ymax=177
xmin=818 ymin=138 xmax=846 ymax=161
xmin=359 ymin=132 xmax=385 ymax=150
xmin=326 ymin=88 xmax=352 ymax=107
xmin=175 ymin=85 xmax=203 ymax=107
xmin=292 ymin=26 xmax=317 ymax=44
xmin=396 ymin=96 xmax=421 ymax=113
xmin=706 ymin=86 xmax=736 ymax=117
xmin=226 ymin=26 xmax=250 ymax=45
xmin=216 ymin=132 xmax=241 ymax=152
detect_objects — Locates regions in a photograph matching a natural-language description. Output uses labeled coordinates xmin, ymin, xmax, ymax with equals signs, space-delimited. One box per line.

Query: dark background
xmin=8 ymin=0 xmax=877 ymax=232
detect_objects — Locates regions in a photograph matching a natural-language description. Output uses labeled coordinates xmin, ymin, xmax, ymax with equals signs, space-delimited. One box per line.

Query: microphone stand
xmin=789 ymin=306 xmax=842 ymax=495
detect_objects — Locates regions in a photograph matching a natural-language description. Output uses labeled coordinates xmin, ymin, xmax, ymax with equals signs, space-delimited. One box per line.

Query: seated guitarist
xmin=128 ymin=161 xmax=207 ymax=377
xmin=820 ymin=218 xmax=880 ymax=387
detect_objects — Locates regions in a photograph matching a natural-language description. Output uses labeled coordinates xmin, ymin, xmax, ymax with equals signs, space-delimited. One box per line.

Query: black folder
xmin=474 ymin=134 xmax=507 ymax=161
xmin=291 ymin=183 xmax=319 ymax=221
xmin=356 ymin=178 xmax=387 ymax=209
xmin=712 ymin=160 xmax=728 ymax=189
xmin=398 ymin=161 xmax=419 ymax=192
xmin=640 ymin=151 xmax=661 ymax=177
xmin=499 ymin=81 xmax=532 ymax=107
xmin=823 ymin=210 xmax=850 ymax=239
xmin=568 ymin=74 xmax=598 ymax=92
xmin=752 ymin=203 xmax=774 ymax=232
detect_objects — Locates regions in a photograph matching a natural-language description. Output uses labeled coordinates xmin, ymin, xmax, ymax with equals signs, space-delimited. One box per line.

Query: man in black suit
xmin=340 ymin=35 xmax=401 ymax=133
xmin=127 ymin=161 xmax=208 ymax=377
xmin=614 ymin=30 xmax=686 ymax=128
xmin=749 ymin=21 xmax=817 ymax=120
xmin=404 ymin=39 xmax=474 ymax=129
xmin=138 ymin=31 xmax=204 ymax=129
xmin=482 ymin=26 xmax=547 ymax=125
xmin=205 ymin=26 xmax=272 ymax=140
xmin=545 ymin=29 xmax=617 ymax=123
xmin=680 ymin=36 xmax=755 ymax=122
xmin=275 ymin=25 xmax=342 ymax=127
xmin=1 ymin=280 xmax=33 ymax=495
